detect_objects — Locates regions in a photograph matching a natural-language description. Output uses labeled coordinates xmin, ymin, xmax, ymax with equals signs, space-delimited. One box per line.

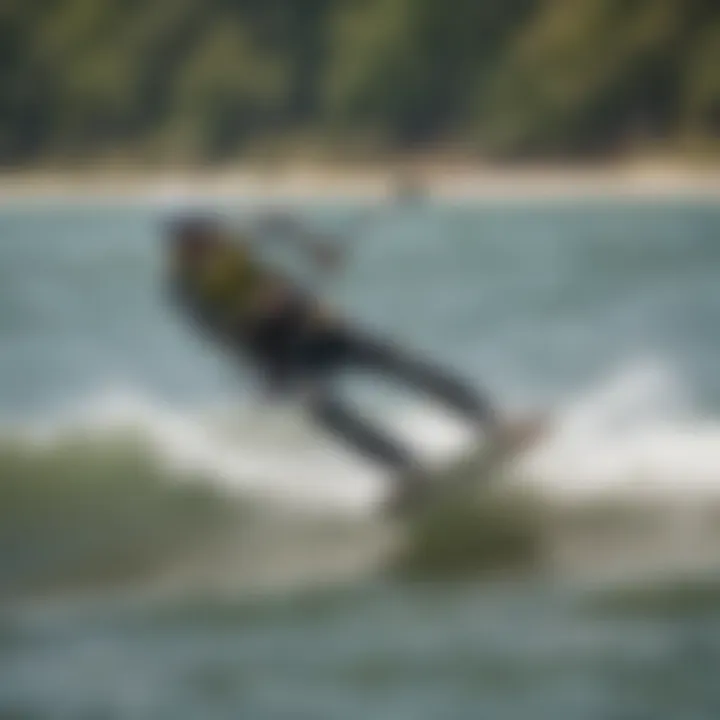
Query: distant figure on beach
xmin=164 ymin=211 xmax=497 ymax=504
xmin=392 ymin=170 xmax=429 ymax=205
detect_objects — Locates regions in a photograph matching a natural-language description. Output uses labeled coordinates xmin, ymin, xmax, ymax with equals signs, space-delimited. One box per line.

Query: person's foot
xmin=484 ymin=413 xmax=548 ymax=457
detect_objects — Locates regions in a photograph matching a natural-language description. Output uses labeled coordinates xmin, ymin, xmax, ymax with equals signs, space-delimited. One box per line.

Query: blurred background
xmin=2 ymin=0 xmax=720 ymax=166
xmin=2 ymin=2 xmax=720 ymax=719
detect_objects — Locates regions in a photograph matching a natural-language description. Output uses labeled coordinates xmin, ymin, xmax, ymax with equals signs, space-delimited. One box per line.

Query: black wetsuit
xmin=171 ymin=247 xmax=495 ymax=475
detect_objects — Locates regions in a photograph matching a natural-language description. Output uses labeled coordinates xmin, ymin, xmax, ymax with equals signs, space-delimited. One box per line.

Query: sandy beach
xmin=0 ymin=161 xmax=719 ymax=203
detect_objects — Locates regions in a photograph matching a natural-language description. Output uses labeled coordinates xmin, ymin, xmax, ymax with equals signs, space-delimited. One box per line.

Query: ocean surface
xmin=1 ymin=194 xmax=719 ymax=719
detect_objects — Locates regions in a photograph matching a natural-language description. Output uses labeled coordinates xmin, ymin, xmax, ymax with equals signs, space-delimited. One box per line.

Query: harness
xmin=192 ymin=244 xmax=265 ymax=324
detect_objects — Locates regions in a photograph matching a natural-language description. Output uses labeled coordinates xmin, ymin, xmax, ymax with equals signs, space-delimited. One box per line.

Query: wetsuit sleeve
xmin=246 ymin=213 xmax=345 ymax=282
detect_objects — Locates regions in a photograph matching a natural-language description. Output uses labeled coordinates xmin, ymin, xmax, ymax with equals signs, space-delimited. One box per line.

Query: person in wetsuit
xmin=165 ymin=212 xmax=497 ymax=500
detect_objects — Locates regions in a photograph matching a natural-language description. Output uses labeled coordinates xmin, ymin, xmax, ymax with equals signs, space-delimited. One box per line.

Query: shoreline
xmin=1 ymin=161 xmax=719 ymax=202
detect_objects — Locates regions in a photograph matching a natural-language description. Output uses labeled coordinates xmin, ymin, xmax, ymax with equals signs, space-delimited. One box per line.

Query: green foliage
xmin=0 ymin=0 xmax=718 ymax=165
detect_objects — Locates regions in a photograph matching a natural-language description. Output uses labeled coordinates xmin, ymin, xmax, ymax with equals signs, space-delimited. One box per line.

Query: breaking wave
xmin=3 ymin=357 xmax=720 ymax=597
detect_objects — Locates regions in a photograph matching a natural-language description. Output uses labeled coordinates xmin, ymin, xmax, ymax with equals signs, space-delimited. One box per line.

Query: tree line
xmin=1 ymin=0 xmax=719 ymax=166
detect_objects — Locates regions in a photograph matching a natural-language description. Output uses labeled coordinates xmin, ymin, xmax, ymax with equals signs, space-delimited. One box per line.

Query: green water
xmin=1 ymin=197 xmax=720 ymax=718
xmin=3 ymin=580 xmax=720 ymax=719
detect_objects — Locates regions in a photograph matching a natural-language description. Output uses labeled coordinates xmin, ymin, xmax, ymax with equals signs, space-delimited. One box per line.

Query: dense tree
xmin=0 ymin=0 xmax=718 ymax=165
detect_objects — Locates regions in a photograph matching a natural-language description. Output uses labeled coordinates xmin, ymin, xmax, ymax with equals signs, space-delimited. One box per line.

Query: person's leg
xmin=343 ymin=331 xmax=496 ymax=428
xmin=241 ymin=309 xmax=417 ymax=473
xmin=309 ymin=390 xmax=429 ymax=512
xmin=309 ymin=391 xmax=417 ymax=474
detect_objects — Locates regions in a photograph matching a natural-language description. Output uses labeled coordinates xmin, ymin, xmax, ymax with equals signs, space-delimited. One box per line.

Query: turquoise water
xmin=3 ymin=581 xmax=720 ymax=719
xmin=1 ymin=197 xmax=720 ymax=718
xmin=2 ymin=200 xmax=719 ymax=416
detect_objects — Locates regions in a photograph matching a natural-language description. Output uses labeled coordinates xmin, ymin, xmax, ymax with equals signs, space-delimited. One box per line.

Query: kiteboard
xmin=386 ymin=413 xmax=549 ymax=516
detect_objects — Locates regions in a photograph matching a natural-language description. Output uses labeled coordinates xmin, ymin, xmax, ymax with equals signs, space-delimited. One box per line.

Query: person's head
xmin=164 ymin=213 xmax=224 ymax=268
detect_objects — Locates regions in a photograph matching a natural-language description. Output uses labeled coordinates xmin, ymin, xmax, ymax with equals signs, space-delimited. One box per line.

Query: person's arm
xmin=248 ymin=182 xmax=421 ymax=273
xmin=249 ymin=211 xmax=346 ymax=275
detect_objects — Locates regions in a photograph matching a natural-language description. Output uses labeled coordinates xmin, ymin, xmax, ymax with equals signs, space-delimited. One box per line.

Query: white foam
xmin=24 ymin=387 xmax=385 ymax=513
xmin=10 ymin=357 xmax=720 ymax=512
xmin=519 ymin=359 xmax=720 ymax=499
